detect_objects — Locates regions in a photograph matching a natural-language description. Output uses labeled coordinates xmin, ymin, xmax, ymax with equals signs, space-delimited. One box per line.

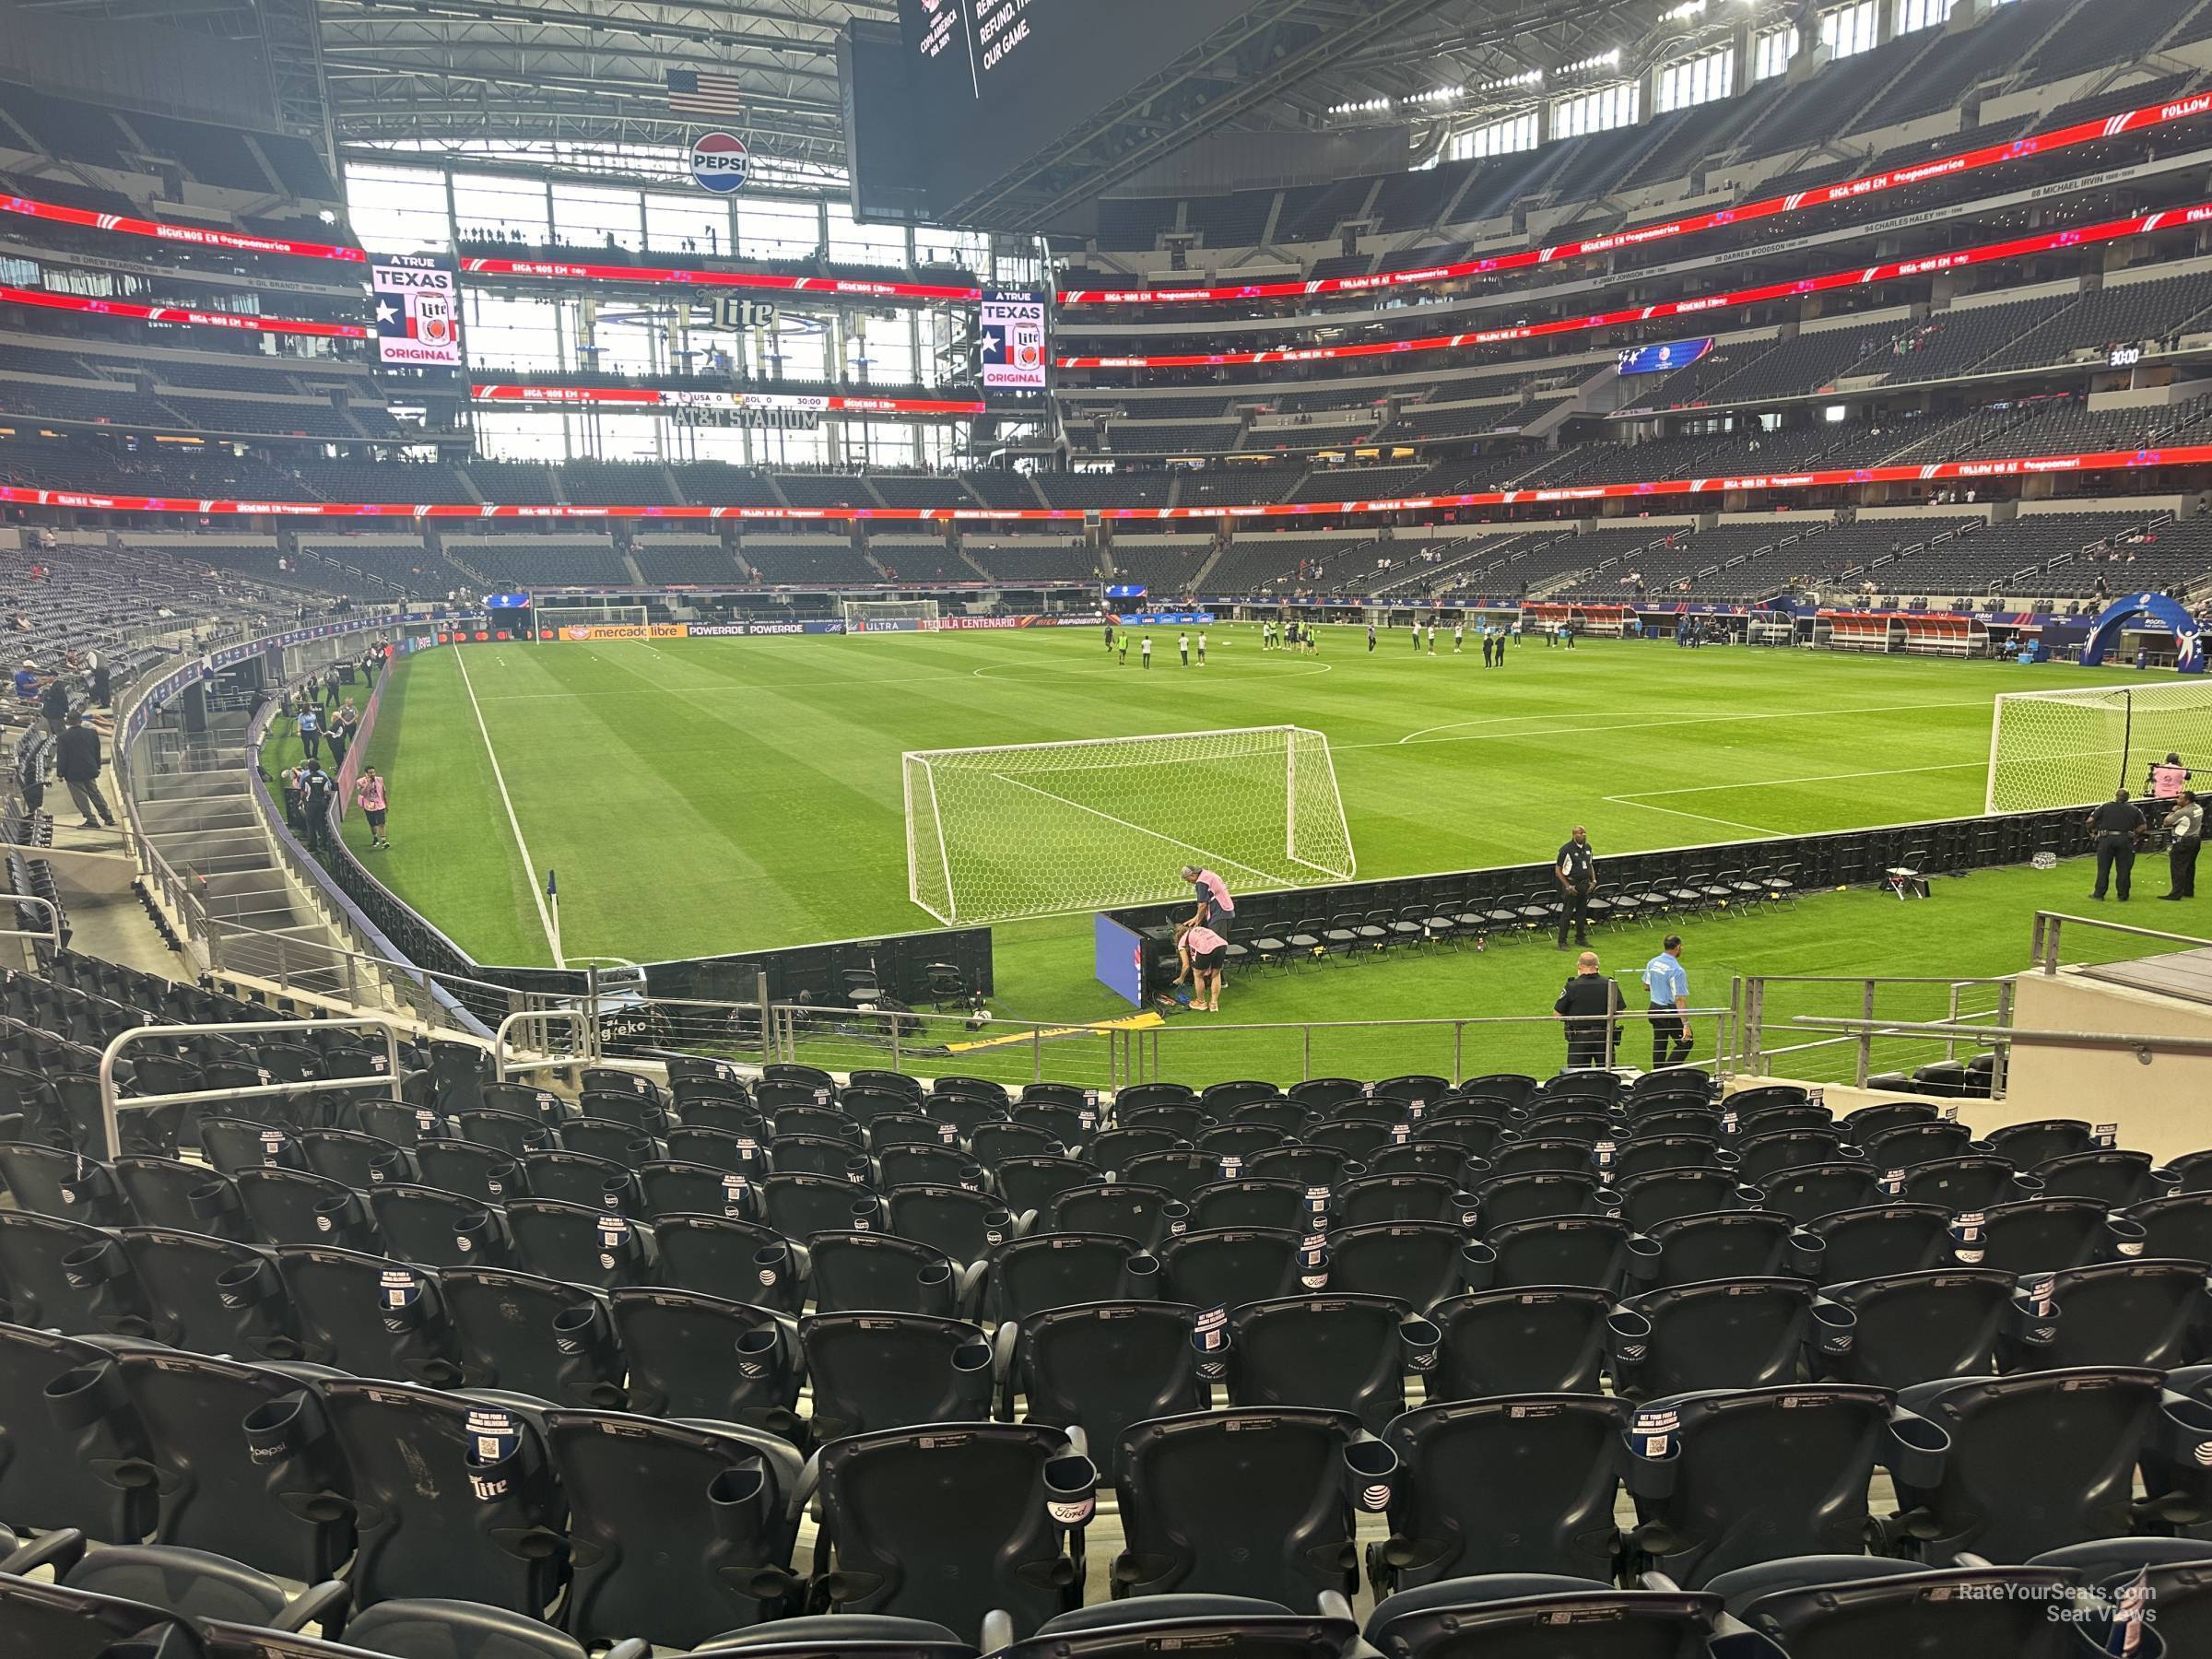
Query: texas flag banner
xmin=371 ymin=254 xmax=465 ymax=367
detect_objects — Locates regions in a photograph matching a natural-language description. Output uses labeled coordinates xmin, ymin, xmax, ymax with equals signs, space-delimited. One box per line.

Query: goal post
xmin=1986 ymin=681 xmax=2212 ymax=814
xmin=902 ymin=724 xmax=1357 ymax=924
xmin=843 ymin=599 xmax=941 ymax=634
xmin=535 ymin=605 xmax=650 ymax=641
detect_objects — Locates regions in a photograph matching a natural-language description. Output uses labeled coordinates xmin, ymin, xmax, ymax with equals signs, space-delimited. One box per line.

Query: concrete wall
xmin=1998 ymin=970 xmax=2212 ymax=1162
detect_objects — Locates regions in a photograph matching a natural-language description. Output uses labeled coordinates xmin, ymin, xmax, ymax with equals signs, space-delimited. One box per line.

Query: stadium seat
xmin=607 ymin=1286 xmax=801 ymax=1434
xmin=1224 ymin=1294 xmax=1430 ymax=1431
xmin=1708 ymin=1558 xmax=2091 ymax=1657
xmin=2034 ymin=1149 xmax=2178 ymax=1207
xmin=507 ymin=1199 xmax=653 ymax=1288
xmin=316 ymin=1379 xmax=567 ymax=1614
xmin=1320 ymin=1221 xmax=1473 ymax=1312
xmin=807 ymin=1420 xmax=1089 ymax=1637
xmin=1611 ymin=1277 xmax=1850 ymax=1398
xmin=276 ymin=1246 xmax=460 ymax=1383
xmin=651 ymin=1213 xmax=803 ymax=1313
xmin=113 ymin=1154 xmax=244 ymax=1237
xmin=1756 ymin=1163 xmax=1884 ymax=1230
xmin=2029 ymin=1538 xmax=2212 ymax=1653
xmin=1885 ymin=1367 xmax=2203 ymax=1562
xmin=367 ymin=1184 xmax=510 ymax=1269
xmin=1112 ymin=1407 xmax=1371 ymax=1605
xmin=633 ymin=1159 xmax=750 ymax=1220
xmin=1964 ymin=1197 xmax=2128 ymax=1274
xmin=0 ymin=1207 xmax=146 ymax=1335
xmin=0 ymin=1320 xmax=157 ymax=1540
xmin=115 ymin=1226 xmax=298 ymax=1358
xmin=2007 ymin=1258 xmax=2212 ymax=1371
xmin=108 ymin=1345 xmax=351 ymax=1580
xmin=1188 ymin=1177 xmax=1307 ymax=1231
xmin=1624 ymin=1382 xmax=1949 ymax=1587
xmin=1800 ymin=1203 xmax=1956 ymax=1283
xmin=1364 ymin=1575 xmax=1737 ymax=1659
xmin=1003 ymin=1299 xmax=1205 ymax=1477
xmin=442 ymin=1267 xmax=624 ymax=1406
xmin=0 ymin=1572 xmax=203 ymax=1659
xmin=1820 ymin=1267 xmax=2017 ymax=1387
xmin=983 ymin=1230 xmax=1159 ymax=1324
xmin=1470 ymin=1214 xmax=1659 ymax=1294
xmin=1158 ymin=1227 xmax=1309 ymax=1307
xmin=233 ymin=1164 xmax=377 ymax=1251
xmin=1645 ymin=1209 xmax=1818 ymax=1288
xmin=1047 ymin=1182 xmax=1179 ymax=1246
xmin=1372 ymin=1395 xmax=1627 ymax=1588
xmin=806 ymin=1230 xmax=972 ymax=1316
xmin=542 ymin=1408 xmax=805 ymax=1648
xmin=1429 ymin=1287 xmax=1618 ymax=1397
xmin=801 ymin=1311 xmax=996 ymax=1439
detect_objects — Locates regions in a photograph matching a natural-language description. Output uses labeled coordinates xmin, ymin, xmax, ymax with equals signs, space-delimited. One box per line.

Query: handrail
xmin=0 ymin=895 xmax=65 ymax=954
xmin=97 ymin=1016 xmax=406 ymax=1160
xmin=1791 ymin=1012 xmax=2212 ymax=1057
xmin=2030 ymin=910 xmax=2212 ymax=974
xmin=494 ymin=1008 xmax=594 ymax=1080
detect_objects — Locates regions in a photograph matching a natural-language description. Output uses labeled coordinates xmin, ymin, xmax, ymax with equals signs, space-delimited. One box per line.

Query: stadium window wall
xmin=646 ymin=191 xmax=733 ymax=256
xmin=1656 ymin=46 xmax=1736 ymax=112
xmin=1820 ymin=0 xmax=1880 ymax=60
xmin=1892 ymin=0 xmax=1957 ymax=32
xmin=553 ymin=182 xmax=646 ymax=253
xmin=453 ymin=172 xmax=551 ymax=244
xmin=1751 ymin=25 xmax=1799 ymax=81
xmin=736 ymin=198 xmax=823 ymax=262
xmin=827 ymin=202 xmax=911 ymax=267
xmin=343 ymin=162 xmax=453 ymax=255
xmin=1551 ymin=81 xmax=1641 ymax=139
xmin=1447 ymin=110 xmax=1539 ymax=162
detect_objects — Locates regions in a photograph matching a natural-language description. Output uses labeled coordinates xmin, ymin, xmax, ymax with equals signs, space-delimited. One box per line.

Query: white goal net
xmin=537 ymin=605 xmax=651 ymax=641
xmin=843 ymin=600 xmax=941 ymax=634
xmin=903 ymin=724 xmax=1357 ymax=924
xmin=1986 ymin=681 xmax=2212 ymax=813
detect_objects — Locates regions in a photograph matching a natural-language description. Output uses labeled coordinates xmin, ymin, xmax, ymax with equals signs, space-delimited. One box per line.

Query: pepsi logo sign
xmin=691 ymin=131 xmax=751 ymax=194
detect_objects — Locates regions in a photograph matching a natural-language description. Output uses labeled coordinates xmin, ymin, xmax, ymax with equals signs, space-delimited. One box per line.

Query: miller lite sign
xmin=371 ymin=254 xmax=465 ymax=368
xmin=980 ymin=288 xmax=1048 ymax=392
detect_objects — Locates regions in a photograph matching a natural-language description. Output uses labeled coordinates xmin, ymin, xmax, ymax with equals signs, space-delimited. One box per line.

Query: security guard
xmin=2086 ymin=788 xmax=2147 ymax=902
xmin=1641 ymin=934 xmax=1694 ymax=1070
xmin=1553 ymin=951 xmax=1618 ymax=1071
xmin=2163 ymin=789 xmax=2203 ymax=900
xmin=1555 ymin=825 xmax=1598 ymax=948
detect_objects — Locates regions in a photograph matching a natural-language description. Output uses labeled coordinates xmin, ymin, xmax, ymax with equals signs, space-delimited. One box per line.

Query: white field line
xmin=453 ymin=647 xmax=562 ymax=965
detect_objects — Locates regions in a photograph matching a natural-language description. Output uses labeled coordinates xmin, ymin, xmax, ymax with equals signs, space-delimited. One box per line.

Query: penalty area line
xmin=453 ymin=647 xmax=563 ymax=967
xmin=1604 ymin=794 xmax=1781 ymax=838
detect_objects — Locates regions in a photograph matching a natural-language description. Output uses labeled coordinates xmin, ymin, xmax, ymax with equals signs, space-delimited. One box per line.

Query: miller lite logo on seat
xmin=691 ymin=131 xmax=751 ymax=194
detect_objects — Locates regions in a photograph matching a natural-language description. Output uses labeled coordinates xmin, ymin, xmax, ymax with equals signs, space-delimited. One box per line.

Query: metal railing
xmin=495 ymin=1009 xmax=595 ymax=1081
xmin=0 ymin=896 xmax=65 ymax=969
xmin=2030 ymin=910 xmax=2212 ymax=975
xmin=589 ymin=996 xmax=1738 ymax=1093
xmin=1729 ymin=973 xmax=2016 ymax=1089
xmin=96 ymin=1016 xmax=406 ymax=1160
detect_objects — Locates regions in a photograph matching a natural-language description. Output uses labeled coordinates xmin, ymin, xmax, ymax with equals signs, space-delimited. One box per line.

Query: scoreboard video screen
xmin=852 ymin=0 xmax=1272 ymax=222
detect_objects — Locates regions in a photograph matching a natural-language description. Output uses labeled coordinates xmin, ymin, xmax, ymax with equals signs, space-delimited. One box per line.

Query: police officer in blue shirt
xmin=1641 ymin=934 xmax=1694 ymax=1070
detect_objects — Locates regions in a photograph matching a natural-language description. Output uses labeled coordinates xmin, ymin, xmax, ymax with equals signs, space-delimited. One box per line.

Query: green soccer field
xmin=269 ymin=623 xmax=2197 ymax=1077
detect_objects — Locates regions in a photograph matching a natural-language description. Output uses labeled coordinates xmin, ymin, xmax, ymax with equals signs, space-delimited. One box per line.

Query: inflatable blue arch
xmin=2080 ymin=591 xmax=2206 ymax=674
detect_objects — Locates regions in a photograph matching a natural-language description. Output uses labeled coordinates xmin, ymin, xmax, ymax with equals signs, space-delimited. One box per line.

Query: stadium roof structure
xmin=29 ymin=0 xmax=1731 ymax=223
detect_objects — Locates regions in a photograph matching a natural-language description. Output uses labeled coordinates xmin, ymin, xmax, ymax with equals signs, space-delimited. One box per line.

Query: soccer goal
xmin=1985 ymin=681 xmax=2212 ymax=813
xmin=537 ymin=605 xmax=650 ymax=641
xmin=843 ymin=599 xmax=941 ymax=634
xmin=903 ymin=724 xmax=1357 ymax=924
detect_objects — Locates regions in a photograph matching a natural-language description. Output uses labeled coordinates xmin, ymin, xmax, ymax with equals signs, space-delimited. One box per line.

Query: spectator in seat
xmin=54 ymin=712 xmax=114 ymax=830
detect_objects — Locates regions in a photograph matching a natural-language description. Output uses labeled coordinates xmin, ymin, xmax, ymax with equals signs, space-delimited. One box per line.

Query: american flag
xmin=667 ymin=68 xmax=747 ymax=118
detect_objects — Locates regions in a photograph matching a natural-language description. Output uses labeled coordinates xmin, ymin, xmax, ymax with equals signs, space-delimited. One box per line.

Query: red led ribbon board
xmin=3 ymin=443 xmax=2204 ymax=522
xmin=1057 ymin=90 xmax=2212 ymax=305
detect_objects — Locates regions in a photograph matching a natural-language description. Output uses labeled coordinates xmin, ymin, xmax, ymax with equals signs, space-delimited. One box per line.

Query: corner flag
xmin=545 ymin=868 xmax=563 ymax=969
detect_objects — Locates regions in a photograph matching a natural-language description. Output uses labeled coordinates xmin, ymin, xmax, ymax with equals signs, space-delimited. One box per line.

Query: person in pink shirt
xmin=1179 ymin=865 xmax=1236 ymax=940
xmin=354 ymin=766 xmax=392 ymax=850
xmin=1175 ymin=919 xmax=1229 ymax=1012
